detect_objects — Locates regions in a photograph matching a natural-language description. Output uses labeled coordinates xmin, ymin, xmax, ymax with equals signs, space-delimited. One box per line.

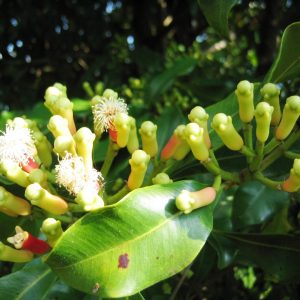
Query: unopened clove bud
xmin=211 ymin=113 xmax=244 ymax=151
xmin=25 ymin=183 xmax=68 ymax=215
xmin=176 ymin=187 xmax=216 ymax=214
xmin=188 ymin=106 xmax=211 ymax=148
xmin=235 ymin=80 xmax=254 ymax=123
xmin=276 ymin=96 xmax=300 ymax=140
xmin=184 ymin=123 xmax=209 ymax=161
xmin=128 ymin=150 xmax=150 ymax=190
xmin=254 ymin=102 xmax=274 ymax=143
xmin=260 ymin=83 xmax=281 ymax=126
xmin=139 ymin=121 xmax=158 ymax=157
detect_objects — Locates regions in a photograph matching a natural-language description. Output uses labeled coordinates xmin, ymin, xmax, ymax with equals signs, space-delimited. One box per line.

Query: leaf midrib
xmin=272 ymin=55 xmax=300 ymax=83
xmin=214 ymin=230 xmax=300 ymax=253
xmin=15 ymin=269 xmax=52 ymax=300
xmin=51 ymin=211 xmax=183 ymax=271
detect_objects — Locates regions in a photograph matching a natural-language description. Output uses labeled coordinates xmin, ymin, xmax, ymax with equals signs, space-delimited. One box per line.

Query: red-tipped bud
xmin=7 ymin=226 xmax=51 ymax=255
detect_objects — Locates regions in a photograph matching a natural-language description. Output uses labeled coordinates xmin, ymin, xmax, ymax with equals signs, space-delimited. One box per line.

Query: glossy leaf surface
xmin=197 ymin=0 xmax=238 ymax=36
xmin=232 ymin=180 xmax=289 ymax=229
xmin=46 ymin=181 xmax=215 ymax=298
xmin=266 ymin=22 xmax=300 ymax=83
xmin=213 ymin=231 xmax=300 ymax=283
xmin=0 ymin=259 xmax=56 ymax=299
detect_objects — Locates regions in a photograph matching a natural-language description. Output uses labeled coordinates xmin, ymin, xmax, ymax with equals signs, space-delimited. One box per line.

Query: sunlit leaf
xmin=46 ymin=180 xmax=216 ymax=298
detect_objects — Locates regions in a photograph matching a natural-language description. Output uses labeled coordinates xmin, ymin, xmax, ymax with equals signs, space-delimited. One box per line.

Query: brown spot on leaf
xmin=92 ymin=283 xmax=100 ymax=294
xmin=118 ymin=253 xmax=129 ymax=269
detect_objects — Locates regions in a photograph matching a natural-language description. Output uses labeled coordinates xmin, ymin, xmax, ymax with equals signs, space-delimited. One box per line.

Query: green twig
xmin=202 ymin=160 xmax=240 ymax=183
xmin=250 ymin=141 xmax=265 ymax=171
xmin=106 ymin=185 xmax=130 ymax=204
xmin=240 ymin=145 xmax=256 ymax=159
xmin=212 ymin=175 xmax=222 ymax=191
xmin=170 ymin=263 xmax=193 ymax=300
xmin=264 ymin=137 xmax=281 ymax=155
xmin=209 ymin=149 xmax=219 ymax=167
xmin=100 ymin=139 xmax=120 ymax=177
xmin=284 ymin=151 xmax=300 ymax=160
xmin=254 ymin=172 xmax=282 ymax=190
xmin=261 ymin=130 xmax=300 ymax=171
xmin=243 ymin=123 xmax=253 ymax=163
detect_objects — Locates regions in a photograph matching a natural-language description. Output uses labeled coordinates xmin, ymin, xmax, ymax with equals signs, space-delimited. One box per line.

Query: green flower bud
xmin=53 ymin=83 xmax=67 ymax=97
xmin=175 ymin=187 xmax=216 ymax=214
xmin=172 ymin=125 xmax=190 ymax=161
xmin=9 ymin=117 xmax=28 ymax=129
xmin=75 ymin=189 xmax=104 ymax=211
xmin=184 ymin=123 xmax=209 ymax=161
xmin=25 ymin=183 xmax=68 ymax=215
xmin=74 ymin=127 xmax=95 ymax=170
xmin=54 ymin=135 xmax=76 ymax=157
xmin=211 ymin=113 xmax=244 ymax=151
xmin=260 ymin=83 xmax=281 ymax=125
xmin=0 ymin=160 xmax=30 ymax=187
xmin=188 ymin=106 xmax=211 ymax=148
xmin=0 ymin=242 xmax=33 ymax=263
xmin=0 ymin=186 xmax=31 ymax=216
xmin=83 ymin=82 xmax=95 ymax=98
xmin=102 ymin=88 xmax=118 ymax=99
xmin=275 ymin=96 xmax=300 ymax=140
xmin=44 ymin=85 xmax=76 ymax=134
xmin=139 ymin=121 xmax=158 ymax=157
xmin=276 ymin=96 xmax=300 ymax=140
xmin=95 ymin=81 xmax=104 ymax=96
xmin=114 ymin=113 xmax=131 ymax=148
xmin=128 ymin=150 xmax=150 ymax=190
xmin=254 ymin=102 xmax=274 ymax=143
xmin=282 ymin=159 xmax=300 ymax=192
xmin=28 ymin=169 xmax=48 ymax=187
xmin=127 ymin=117 xmax=139 ymax=154
xmin=32 ymin=131 xmax=53 ymax=167
xmin=41 ymin=218 xmax=63 ymax=247
xmin=152 ymin=173 xmax=173 ymax=185
xmin=235 ymin=80 xmax=254 ymax=123
xmin=48 ymin=115 xmax=72 ymax=139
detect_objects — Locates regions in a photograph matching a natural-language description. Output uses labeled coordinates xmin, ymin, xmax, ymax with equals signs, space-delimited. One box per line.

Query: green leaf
xmin=197 ymin=0 xmax=238 ymax=36
xmin=93 ymin=138 xmax=109 ymax=163
xmin=145 ymin=57 xmax=198 ymax=102
xmin=72 ymin=98 xmax=91 ymax=112
xmin=213 ymin=231 xmax=300 ymax=282
xmin=25 ymin=103 xmax=51 ymax=127
xmin=46 ymin=180 xmax=215 ymax=298
xmin=0 ymin=259 xmax=56 ymax=299
xmin=232 ymin=180 xmax=289 ymax=229
xmin=43 ymin=279 xmax=85 ymax=300
xmin=266 ymin=22 xmax=300 ymax=83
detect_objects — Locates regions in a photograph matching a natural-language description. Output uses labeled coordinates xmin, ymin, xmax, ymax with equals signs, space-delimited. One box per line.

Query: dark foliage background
xmin=1 ymin=0 xmax=300 ymax=110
